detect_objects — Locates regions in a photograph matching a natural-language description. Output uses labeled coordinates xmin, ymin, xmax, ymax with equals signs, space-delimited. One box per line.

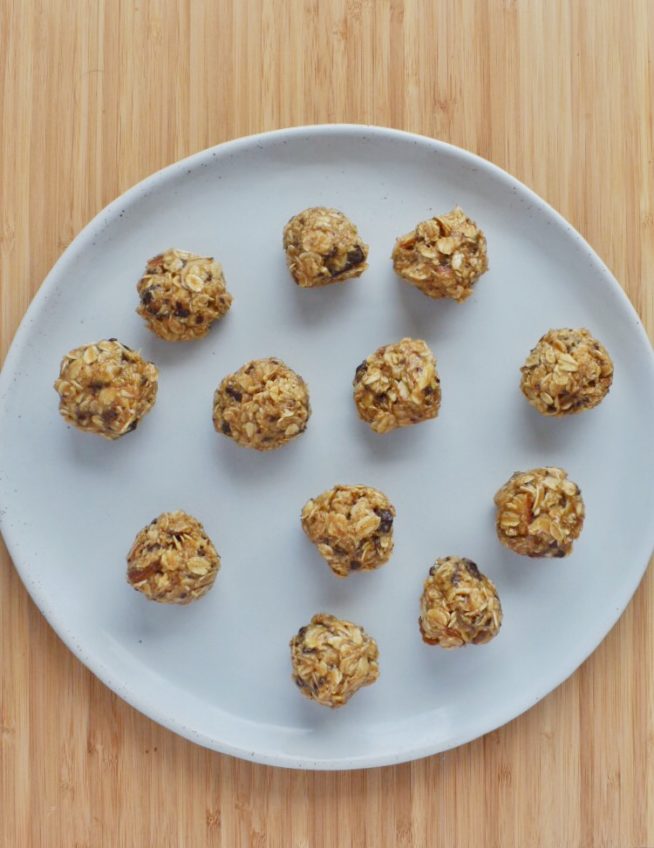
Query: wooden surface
xmin=1 ymin=1 xmax=653 ymax=845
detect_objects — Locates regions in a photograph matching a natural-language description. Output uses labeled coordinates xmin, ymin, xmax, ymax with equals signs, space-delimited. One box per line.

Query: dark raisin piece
xmin=221 ymin=421 xmax=232 ymax=436
xmin=108 ymin=337 xmax=117 ymax=342
xmin=354 ymin=361 xmax=368 ymax=380
xmin=195 ymin=315 xmax=204 ymax=324
xmin=374 ymin=508 xmax=394 ymax=533
xmin=350 ymin=560 xmax=361 ymax=571
xmin=141 ymin=289 xmax=153 ymax=305
xmin=331 ymin=245 xmax=365 ymax=276
xmin=89 ymin=381 xmax=104 ymax=391
xmin=463 ymin=559 xmax=481 ymax=579
xmin=225 ymin=386 xmax=242 ymax=401
xmin=101 ymin=409 xmax=118 ymax=424
xmin=126 ymin=419 xmax=139 ymax=433
xmin=174 ymin=303 xmax=190 ymax=318
xmin=344 ymin=245 xmax=364 ymax=268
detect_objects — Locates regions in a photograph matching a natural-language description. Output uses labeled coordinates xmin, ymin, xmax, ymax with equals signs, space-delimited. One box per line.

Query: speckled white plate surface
xmin=1 ymin=125 xmax=653 ymax=770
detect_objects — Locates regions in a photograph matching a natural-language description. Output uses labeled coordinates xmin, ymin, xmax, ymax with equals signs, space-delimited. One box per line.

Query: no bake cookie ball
xmin=127 ymin=511 xmax=220 ymax=604
xmin=520 ymin=328 xmax=613 ymax=416
xmin=136 ymin=248 xmax=233 ymax=341
xmin=213 ymin=357 xmax=310 ymax=450
xmin=290 ymin=613 xmax=379 ymax=707
xmin=283 ymin=207 xmax=369 ymax=287
xmin=392 ymin=206 xmax=488 ymax=302
xmin=301 ymin=484 xmax=396 ymax=577
xmin=494 ymin=467 xmax=585 ymax=558
xmin=353 ymin=337 xmax=441 ymax=433
xmin=54 ymin=339 xmax=158 ymax=439
xmin=419 ymin=557 xmax=502 ymax=648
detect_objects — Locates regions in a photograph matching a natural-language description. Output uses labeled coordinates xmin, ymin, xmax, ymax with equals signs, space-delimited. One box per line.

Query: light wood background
xmin=1 ymin=1 xmax=653 ymax=846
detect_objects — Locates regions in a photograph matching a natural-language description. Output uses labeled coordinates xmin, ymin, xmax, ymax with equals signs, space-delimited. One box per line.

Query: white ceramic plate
xmin=1 ymin=126 xmax=653 ymax=770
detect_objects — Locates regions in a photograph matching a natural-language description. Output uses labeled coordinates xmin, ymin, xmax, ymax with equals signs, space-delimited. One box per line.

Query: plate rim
xmin=1 ymin=123 xmax=653 ymax=770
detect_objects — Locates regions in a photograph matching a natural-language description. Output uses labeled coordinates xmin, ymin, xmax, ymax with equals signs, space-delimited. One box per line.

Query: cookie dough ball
xmin=290 ymin=613 xmax=379 ymax=707
xmin=127 ymin=511 xmax=220 ymax=604
xmin=301 ymin=485 xmax=396 ymax=577
xmin=495 ymin=467 xmax=585 ymax=558
xmin=283 ymin=207 xmax=369 ymax=287
xmin=520 ymin=328 xmax=614 ymax=416
xmin=392 ymin=206 xmax=488 ymax=302
xmin=136 ymin=248 xmax=233 ymax=341
xmin=353 ymin=337 xmax=441 ymax=433
xmin=419 ymin=557 xmax=502 ymax=648
xmin=54 ymin=339 xmax=158 ymax=439
xmin=213 ymin=357 xmax=310 ymax=450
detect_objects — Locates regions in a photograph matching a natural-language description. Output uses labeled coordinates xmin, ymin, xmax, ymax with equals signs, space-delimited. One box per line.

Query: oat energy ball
xmin=213 ymin=357 xmax=310 ymax=450
xmin=353 ymin=338 xmax=441 ymax=433
xmin=283 ymin=207 xmax=369 ymax=287
xmin=136 ymin=248 xmax=233 ymax=341
xmin=495 ymin=467 xmax=585 ymax=558
xmin=54 ymin=339 xmax=158 ymax=439
xmin=301 ymin=485 xmax=395 ymax=577
xmin=520 ymin=328 xmax=614 ymax=416
xmin=290 ymin=613 xmax=379 ymax=707
xmin=392 ymin=206 xmax=488 ymax=302
xmin=127 ymin=511 xmax=220 ymax=604
xmin=419 ymin=557 xmax=502 ymax=648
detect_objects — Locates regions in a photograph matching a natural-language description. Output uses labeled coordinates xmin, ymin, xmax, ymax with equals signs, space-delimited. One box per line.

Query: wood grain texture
xmin=1 ymin=1 xmax=653 ymax=845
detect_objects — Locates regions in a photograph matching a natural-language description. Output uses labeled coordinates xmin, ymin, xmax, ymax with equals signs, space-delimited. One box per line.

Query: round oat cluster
xmin=213 ymin=357 xmax=310 ymax=450
xmin=353 ymin=337 xmax=441 ymax=433
xmin=290 ymin=613 xmax=379 ymax=707
xmin=494 ymin=466 xmax=585 ymax=558
xmin=419 ymin=557 xmax=502 ymax=648
xmin=301 ymin=484 xmax=396 ymax=577
xmin=392 ymin=206 xmax=488 ymax=302
xmin=127 ymin=510 xmax=220 ymax=604
xmin=283 ymin=207 xmax=369 ymax=287
xmin=54 ymin=339 xmax=158 ymax=439
xmin=136 ymin=248 xmax=233 ymax=341
xmin=520 ymin=327 xmax=614 ymax=416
